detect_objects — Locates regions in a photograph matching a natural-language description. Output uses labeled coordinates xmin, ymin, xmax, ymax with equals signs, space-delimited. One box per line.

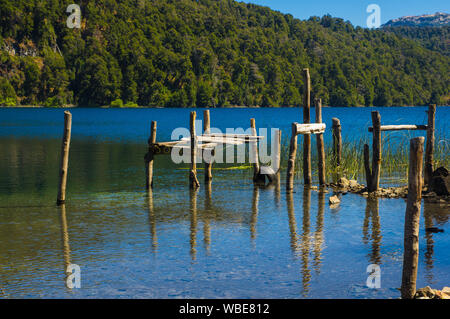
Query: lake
xmin=0 ymin=106 xmax=448 ymax=298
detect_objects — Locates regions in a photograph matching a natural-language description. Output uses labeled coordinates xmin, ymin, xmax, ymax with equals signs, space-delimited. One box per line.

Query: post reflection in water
xmin=148 ymin=188 xmax=158 ymax=253
xmin=421 ymin=201 xmax=450 ymax=283
xmin=424 ymin=201 xmax=435 ymax=283
xmin=203 ymin=182 xmax=212 ymax=252
xmin=190 ymin=188 xmax=199 ymax=260
xmin=362 ymin=198 xmax=382 ymax=265
xmin=251 ymin=186 xmax=259 ymax=242
xmin=313 ymin=188 xmax=325 ymax=275
xmin=301 ymin=186 xmax=312 ymax=297
xmin=59 ymin=204 xmax=71 ymax=287
xmin=286 ymin=190 xmax=300 ymax=257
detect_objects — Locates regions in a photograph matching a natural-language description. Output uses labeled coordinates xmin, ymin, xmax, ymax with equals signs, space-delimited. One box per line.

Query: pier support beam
xmin=145 ymin=121 xmax=157 ymax=189
xmin=332 ymin=118 xmax=342 ymax=169
xmin=286 ymin=122 xmax=298 ymax=191
xmin=203 ymin=110 xmax=213 ymax=182
xmin=401 ymin=137 xmax=424 ymax=299
xmin=303 ymin=68 xmax=311 ymax=185
xmin=250 ymin=118 xmax=265 ymax=185
xmin=424 ymin=104 xmax=436 ymax=185
xmin=315 ymin=98 xmax=326 ymax=186
xmin=189 ymin=111 xmax=200 ymax=189
xmin=57 ymin=111 xmax=72 ymax=206
xmin=370 ymin=111 xmax=382 ymax=192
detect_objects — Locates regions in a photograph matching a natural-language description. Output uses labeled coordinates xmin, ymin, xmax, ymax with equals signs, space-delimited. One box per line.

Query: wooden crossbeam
xmin=296 ymin=123 xmax=326 ymax=135
xmin=202 ymin=133 xmax=264 ymax=140
xmin=368 ymin=124 xmax=427 ymax=132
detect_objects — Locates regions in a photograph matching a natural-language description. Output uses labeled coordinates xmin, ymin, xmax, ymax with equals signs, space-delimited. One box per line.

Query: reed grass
xmin=283 ymin=131 xmax=449 ymax=186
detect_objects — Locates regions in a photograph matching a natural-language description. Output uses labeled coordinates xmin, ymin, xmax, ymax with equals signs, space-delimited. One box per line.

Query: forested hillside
xmin=0 ymin=0 xmax=449 ymax=107
xmin=382 ymin=26 xmax=449 ymax=57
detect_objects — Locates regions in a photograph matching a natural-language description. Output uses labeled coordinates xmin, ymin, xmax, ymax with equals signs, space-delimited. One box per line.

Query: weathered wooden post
xmin=331 ymin=118 xmax=342 ymax=168
xmin=57 ymin=111 xmax=72 ymax=206
xmin=364 ymin=144 xmax=372 ymax=189
xmin=370 ymin=111 xmax=382 ymax=192
xmin=286 ymin=122 xmax=298 ymax=191
xmin=401 ymin=137 xmax=425 ymax=299
xmin=203 ymin=110 xmax=213 ymax=182
xmin=189 ymin=111 xmax=200 ymax=189
xmin=424 ymin=104 xmax=436 ymax=185
xmin=315 ymin=98 xmax=326 ymax=186
xmin=303 ymin=68 xmax=312 ymax=185
xmin=146 ymin=121 xmax=157 ymax=189
xmin=267 ymin=129 xmax=282 ymax=183
xmin=250 ymin=118 xmax=265 ymax=184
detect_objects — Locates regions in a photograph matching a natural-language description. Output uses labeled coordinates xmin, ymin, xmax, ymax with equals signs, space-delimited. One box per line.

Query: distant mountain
xmin=382 ymin=12 xmax=450 ymax=27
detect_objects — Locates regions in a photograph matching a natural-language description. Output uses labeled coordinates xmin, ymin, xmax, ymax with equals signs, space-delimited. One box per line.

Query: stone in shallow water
xmin=329 ymin=195 xmax=340 ymax=205
xmin=431 ymin=167 xmax=449 ymax=196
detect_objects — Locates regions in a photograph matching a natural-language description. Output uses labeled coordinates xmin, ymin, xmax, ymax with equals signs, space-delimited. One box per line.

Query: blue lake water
xmin=0 ymin=106 xmax=448 ymax=298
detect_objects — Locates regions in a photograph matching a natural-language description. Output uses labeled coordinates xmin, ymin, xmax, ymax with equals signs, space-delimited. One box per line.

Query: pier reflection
xmin=251 ymin=186 xmax=259 ymax=241
xmin=422 ymin=201 xmax=449 ymax=283
xmin=203 ymin=182 xmax=212 ymax=252
xmin=59 ymin=204 xmax=71 ymax=287
xmin=148 ymin=189 xmax=158 ymax=253
xmin=313 ymin=188 xmax=325 ymax=275
xmin=190 ymin=188 xmax=199 ymax=261
xmin=301 ymin=186 xmax=312 ymax=296
xmin=362 ymin=198 xmax=382 ymax=264
xmin=286 ymin=191 xmax=299 ymax=257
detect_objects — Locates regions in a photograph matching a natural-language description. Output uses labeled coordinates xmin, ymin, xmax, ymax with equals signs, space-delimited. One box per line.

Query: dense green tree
xmin=0 ymin=0 xmax=448 ymax=107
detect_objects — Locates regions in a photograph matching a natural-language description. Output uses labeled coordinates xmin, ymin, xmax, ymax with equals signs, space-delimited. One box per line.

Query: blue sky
xmin=241 ymin=0 xmax=449 ymax=27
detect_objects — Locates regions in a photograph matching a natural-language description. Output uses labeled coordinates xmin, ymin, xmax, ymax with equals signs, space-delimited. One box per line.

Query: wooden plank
xmin=181 ymin=136 xmax=246 ymax=145
xmin=368 ymin=124 xmax=427 ymax=132
xmin=401 ymin=137 xmax=424 ymax=299
xmin=296 ymin=123 xmax=326 ymax=135
xmin=203 ymin=133 xmax=264 ymax=140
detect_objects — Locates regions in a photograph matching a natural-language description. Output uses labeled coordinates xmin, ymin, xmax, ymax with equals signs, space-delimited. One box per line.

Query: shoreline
xmin=1 ymin=105 xmax=448 ymax=109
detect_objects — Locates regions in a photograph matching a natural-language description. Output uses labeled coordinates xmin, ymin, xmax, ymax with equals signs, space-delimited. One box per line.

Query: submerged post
xmin=189 ymin=111 xmax=200 ymax=189
xmin=331 ymin=118 xmax=342 ymax=168
xmin=286 ymin=122 xmax=298 ymax=191
xmin=250 ymin=118 xmax=265 ymax=184
xmin=424 ymin=104 xmax=436 ymax=185
xmin=370 ymin=111 xmax=381 ymax=192
xmin=57 ymin=111 xmax=72 ymax=206
xmin=315 ymin=98 xmax=326 ymax=186
xmin=203 ymin=110 xmax=213 ymax=182
xmin=303 ymin=68 xmax=311 ymax=185
xmin=146 ymin=121 xmax=157 ymax=189
xmin=401 ymin=137 xmax=424 ymax=299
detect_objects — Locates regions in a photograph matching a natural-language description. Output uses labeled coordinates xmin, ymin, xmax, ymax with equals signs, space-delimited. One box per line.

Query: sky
xmin=241 ymin=0 xmax=450 ymax=27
